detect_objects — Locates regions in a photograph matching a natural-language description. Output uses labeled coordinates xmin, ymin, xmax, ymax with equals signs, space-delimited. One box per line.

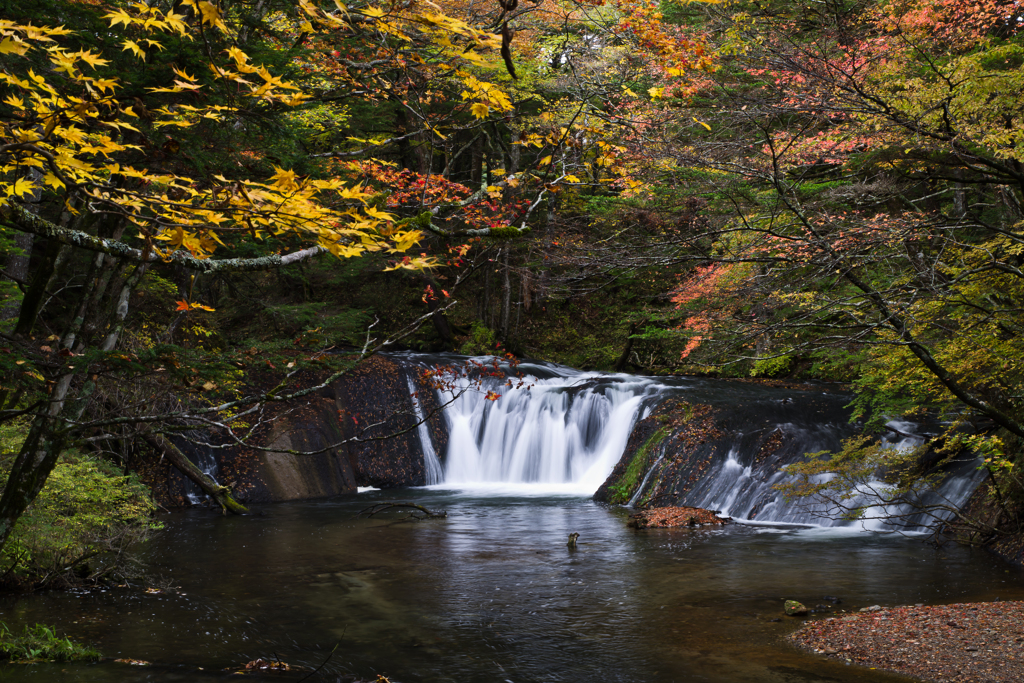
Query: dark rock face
xmin=231 ymin=391 xmax=359 ymax=503
xmin=141 ymin=355 xmax=446 ymax=507
xmin=594 ymin=399 xmax=724 ymax=506
xmin=594 ymin=382 xmax=857 ymax=519
xmin=331 ymin=355 xmax=426 ymax=490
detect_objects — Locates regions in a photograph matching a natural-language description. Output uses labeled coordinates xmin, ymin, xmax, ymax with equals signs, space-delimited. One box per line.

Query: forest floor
xmin=791 ymin=602 xmax=1024 ymax=682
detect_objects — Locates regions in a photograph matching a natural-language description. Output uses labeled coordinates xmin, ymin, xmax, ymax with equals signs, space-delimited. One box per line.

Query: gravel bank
xmin=791 ymin=602 xmax=1024 ymax=682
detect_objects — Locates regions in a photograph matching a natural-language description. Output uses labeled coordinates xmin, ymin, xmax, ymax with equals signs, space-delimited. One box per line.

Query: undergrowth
xmin=0 ymin=623 xmax=100 ymax=662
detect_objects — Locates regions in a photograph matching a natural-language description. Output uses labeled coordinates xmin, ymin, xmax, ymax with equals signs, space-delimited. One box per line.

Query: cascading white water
xmin=184 ymin=443 xmax=221 ymax=505
xmin=682 ymin=421 xmax=986 ymax=531
xmin=407 ymin=376 xmax=443 ymax=485
xmin=430 ymin=361 xmax=660 ymax=495
xmin=398 ymin=354 xmax=984 ymax=531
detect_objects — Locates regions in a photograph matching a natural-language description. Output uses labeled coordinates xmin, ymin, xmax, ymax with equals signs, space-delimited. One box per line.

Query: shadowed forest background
xmin=2 ymin=0 xmax=1024 ymax=589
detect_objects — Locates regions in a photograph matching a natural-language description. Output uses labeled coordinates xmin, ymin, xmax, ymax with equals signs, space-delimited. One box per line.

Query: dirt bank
xmin=791 ymin=602 xmax=1024 ymax=682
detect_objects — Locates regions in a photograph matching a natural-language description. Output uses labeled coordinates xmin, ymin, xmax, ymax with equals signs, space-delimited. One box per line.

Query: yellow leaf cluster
xmin=0 ymin=19 xmax=429 ymax=267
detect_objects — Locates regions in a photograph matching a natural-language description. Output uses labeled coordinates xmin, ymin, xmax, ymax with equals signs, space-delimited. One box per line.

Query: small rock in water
xmin=823 ymin=595 xmax=842 ymax=604
xmin=567 ymin=532 xmax=579 ymax=549
xmin=859 ymin=605 xmax=883 ymax=613
xmin=785 ymin=600 xmax=809 ymax=616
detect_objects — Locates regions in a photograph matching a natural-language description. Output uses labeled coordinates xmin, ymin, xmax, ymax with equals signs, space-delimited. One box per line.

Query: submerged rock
xmin=627 ymin=506 xmax=729 ymax=529
xmin=785 ymin=600 xmax=809 ymax=616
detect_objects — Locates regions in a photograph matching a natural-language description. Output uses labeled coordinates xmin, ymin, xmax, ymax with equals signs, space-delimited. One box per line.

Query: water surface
xmin=2 ymin=489 xmax=1022 ymax=682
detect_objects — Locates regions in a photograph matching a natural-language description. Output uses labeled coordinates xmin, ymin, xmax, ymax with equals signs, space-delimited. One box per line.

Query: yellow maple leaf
xmin=461 ymin=51 xmax=488 ymax=66
xmin=196 ymin=1 xmax=228 ymax=30
xmin=363 ymin=205 xmax=395 ymax=222
xmin=104 ymin=9 xmax=135 ymax=29
xmin=0 ymin=37 xmax=29 ymax=56
xmin=78 ymin=50 xmax=110 ymax=69
xmin=164 ymin=11 xmax=189 ymax=36
xmin=122 ymin=40 xmax=145 ymax=61
xmin=5 ymin=177 xmax=36 ymax=198
xmin=470 ymin=102 xmax=489 ymax=119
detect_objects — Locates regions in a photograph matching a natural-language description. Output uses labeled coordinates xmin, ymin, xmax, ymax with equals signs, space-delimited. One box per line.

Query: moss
xmin=485 ymin=226 xmax=529 ymax=239
xmin=606 ymin=427 xmax=669 ymax=505
xmin=0 ymin=623 xmax=101 ymax=662
xmin=396 ymin=211 xmax=433 ymax=231
xmin=0 ymin=420 xmax=160 ymax=587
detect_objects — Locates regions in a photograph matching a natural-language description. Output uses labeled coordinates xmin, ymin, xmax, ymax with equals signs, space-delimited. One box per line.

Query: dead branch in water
xmin=358 ymin=503 xmax=448 ymax=520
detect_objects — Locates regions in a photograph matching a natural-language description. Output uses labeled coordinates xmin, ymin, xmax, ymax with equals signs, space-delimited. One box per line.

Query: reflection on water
xmin=1 ymin=489 xmax=1022 ymax=682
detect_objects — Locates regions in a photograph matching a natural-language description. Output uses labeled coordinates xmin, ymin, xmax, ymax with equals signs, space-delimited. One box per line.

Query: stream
xmin=2 ymin=489 xmax=1023 ymax=682
xmin=3 ymin=358 xmax=1023 ymax=681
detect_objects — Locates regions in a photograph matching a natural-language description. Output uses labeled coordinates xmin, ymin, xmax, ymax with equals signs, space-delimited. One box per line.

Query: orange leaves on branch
xmin=671 ymin=264 xmax=736 ymax=360
xmin=175 ymin=301 xmax=215 ymax=312
xmin=612 ymin=0 xmax=712 ymax=73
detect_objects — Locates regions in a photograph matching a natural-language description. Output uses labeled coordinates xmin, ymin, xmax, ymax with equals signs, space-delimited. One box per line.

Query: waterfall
xmin=412 ymin=357 xmax=662 ymax=495
xmin=406 ymin=376 xmax=443 ymax=485
xmin=184 ymin=442 xmax=221 ymax=505
xmin=395 ymin=354 xmax=984 ymax=531
xmin=678 ymin=421 xmax=986 ymax=532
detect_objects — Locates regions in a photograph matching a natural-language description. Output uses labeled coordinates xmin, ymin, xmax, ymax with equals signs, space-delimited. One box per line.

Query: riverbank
xmin=791 ymin=601 xmax=1024 ymax=682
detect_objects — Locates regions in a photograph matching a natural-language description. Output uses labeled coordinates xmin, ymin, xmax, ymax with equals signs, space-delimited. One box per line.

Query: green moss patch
xmin=606 ymin=427 xmax=669 ymax=505
xmin=0 ymin=623 xmax=100 ymax=663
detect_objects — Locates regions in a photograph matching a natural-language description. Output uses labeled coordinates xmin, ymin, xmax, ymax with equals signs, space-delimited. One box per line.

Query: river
xmin=3 ymin=358 xmax=1023 ymax=681
xmin=1 ymin=488 xmax=1022 ymax=682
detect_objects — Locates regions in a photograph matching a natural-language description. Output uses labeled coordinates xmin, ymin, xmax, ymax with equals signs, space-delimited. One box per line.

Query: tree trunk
xmin=14 ymin=240 xmax=67 ymax=337
xmin=141 ymin=432 xmax=248 ymax=515
xmin=501 ymin=248 xmax=511 ymax=339
xmin=614 ymin=322 xmax=640 ymax=372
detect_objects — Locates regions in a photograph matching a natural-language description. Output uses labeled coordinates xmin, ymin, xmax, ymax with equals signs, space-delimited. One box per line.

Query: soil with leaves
xmin=627 ymin=506 xmax=728 ymax=528
xmin=791 ymin=602 xmax=1024 ymax=682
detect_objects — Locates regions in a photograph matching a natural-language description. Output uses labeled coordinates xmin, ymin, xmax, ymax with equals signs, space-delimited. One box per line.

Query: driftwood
xmin=358 ymin=503 xmax=447 ymax=520
xmin=142 ymin=431 xmax=248 ymax=515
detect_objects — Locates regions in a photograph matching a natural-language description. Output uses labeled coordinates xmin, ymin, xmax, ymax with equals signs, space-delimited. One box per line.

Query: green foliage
xmin=750 ymin=355 xmax=792 ymax=378
xmin=0 ymin=421 xmax=160 ymax=586
xmin=0 ymin=623 xmax=100 ymax=663
xmin=775 ymin=435 xmax=944 ymax=522
xmin=607 ymin=428 xmax=669 ymax=505
xmin=459 ymin=321 xmax=499 ymax=355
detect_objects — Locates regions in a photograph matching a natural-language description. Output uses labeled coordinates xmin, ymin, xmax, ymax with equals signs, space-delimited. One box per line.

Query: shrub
xmin=0 ymin=421 xmax=161 ymax=588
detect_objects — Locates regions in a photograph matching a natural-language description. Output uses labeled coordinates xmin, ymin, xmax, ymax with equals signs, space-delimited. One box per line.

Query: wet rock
xmin=785 ymin=600 xmax=809 ymax=616
xmin=859 ymin=605 xmax=883 ymax=613
xmin=627 ymin=506 xmax=729 ymax=529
